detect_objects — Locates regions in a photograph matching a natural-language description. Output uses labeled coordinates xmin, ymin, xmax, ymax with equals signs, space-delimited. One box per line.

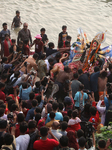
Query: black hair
xmin=55 ymin=52 xmax=62 ymax=59
xmin=77 ymin=129 xmax=84 ymax=138
xmin=98 ymin=139 xmax=106 ymax=148
xmin=17 ymin=113 xmax=25 ymax=123
xmin=0 ymin=120 xmax=7 ymax=129
xmin=94 ymin=66 xmax=100 ymax=72
xmin=60 ymin=121 xmax=68 ymax=131
xmin=83 ymin=103 xmax=91 ymax=114
xmin=78 ymin=69 xmax=83 ymax=75
xmin=33 ymin=53 xmax=39 ymax=60
xmin=64 ymin=66 xmax=71 ymax=73
xmin=90 ymin=106 xmax=97 ymax=116
xmin=52 ymin=102 xmax=58 ymax=111
xmin=29 ymin=92 xmax=35 ymax=100
xmin=73 ymin=73 xmax=78 ymax=79
xmin=21 ymin=100 xmax=27 ymax=108
xmin=2 ymin=57 xmax=7 ymax=63
xmin=0 ymin=108 xmax=5 ymax=117
xmin=23 ymin=39 xmax=29 ymax=45
xmin=72 ymin=110 xmax=78 ymax=118
xmin=0 ymin=82 xmax=5 ymax=89
xmin=11 ymin=103 xmax=18 ymax=111
xmin=63 ymin=115 xmax=69 ymax=123
xmin=16 ymin=10 xmax=20 ymax=14
xmin=22 ymin=82 xmax=28 ymax=89
xmin=32 ymin=99 xmax=38 ymax=107
xmin=79 ymin=84 xmax=84 ymax=90
xmin=8 ymin=100 xmax=15 ymax=112
xmin=60 ymin=136 xmax=68 ymax=147
xmin=5 ymin=34 xmax=9 ymax=37
xmin=11 ymin=39 xmax=16 ymax=43
xmin=100 ymin=71 xmax=107 ymax=79
xmin=35 ymin=107 xmax=41 ymax=113
xmin=58 ymin=41 xmax=63 ymax=48
xmin=78 ymin=137 xmax=86 ymax=148
xmin=109 ymin=93 xmax=112 ymax=100
xmin=35 ymin=113 xmax=41 ymax=124
xmin=41 ymin=77 xmax=48 ymax=86
xmin=65 ymin=41 xmax=70 ymax=47
xmin=62 ymin=25 xmax=67 ymax=30
xmin=41 ymin=54 xmax=46 ymax=59
xmin=59 ymin=102 xmax=64 ymax=111
xmin=40 ymin=126 xmax=49 ymax=137
xmin=6 ymin=97 xmax=12 ymax=102
xmin=2 ymin=23 xmax=7 ymax=27
xmin=19 ymin=121 xmax=28 ymax=134
xmin=48 ymin=58 xmax=54 ymax=63
xmin=0 ymin=104 xmax=6 ymax=110
xmin=48 ymin=42 xmax=54 ymax=49
xmin=0 ymin=100 xmax=4 ymax=106
xmin=66 ymin=35 xmax=71 ymax=40
xmin=67 ymin=109 xmax=72 ymax=118
xmin=14 ymin=71 xmax=20 ymax=78
xmin=16 ymin=88 xmax=19 ymax=95
xmin=18 ymin=41 xmax=23 ymax=45
xmin=49 ymin=111 xmax=55 ymax=119
xmin=36 ymin=95 xmax=41 ymax=104
xmin=3 ymin=133 xmax=13 ymax=145
xmin=28 ymin=120 xmax=37 ymax=129
xmin=1 ymin=74 xmax=8 ymax=80
xmin=35 ymin=81 xmax=40 ymax=88
xmin=40 ymin=28 xmax=45 ymax=32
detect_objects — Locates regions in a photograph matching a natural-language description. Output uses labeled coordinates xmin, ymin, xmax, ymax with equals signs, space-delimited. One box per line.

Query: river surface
xmin=0 ymin=0 xmax=112 ymax=48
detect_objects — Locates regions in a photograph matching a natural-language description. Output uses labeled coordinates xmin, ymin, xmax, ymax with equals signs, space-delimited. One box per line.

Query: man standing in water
xmin=58 ymin=25 xmax=68 ymax=44
xmin=17 ymin=23 xmax=32 ymax=45
xmin=0 ymin=23 xmax=10 ymax=43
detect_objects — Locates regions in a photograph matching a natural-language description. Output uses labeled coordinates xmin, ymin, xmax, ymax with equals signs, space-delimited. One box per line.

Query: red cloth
xmin=33 ymin=138 xmax=59 ymax=150
xmin=66 ymin=123 xmax=81 ymax=132
xmin=23 ymin=109 xmax=29 ymax=117
xmin=8 ymin=94 xmax=19 ymax=102
xmin=24 ymin=44 xmax=30 ymax=55
xmin=63 ymin=41 xmax=66 ymax=48
xmin=4 ymin=39 xmax=12 ymax=57
xmin=34 ymin=40 xmax=44 ymax=53
xmin=0 ymin=90 xmax=5 ymax=103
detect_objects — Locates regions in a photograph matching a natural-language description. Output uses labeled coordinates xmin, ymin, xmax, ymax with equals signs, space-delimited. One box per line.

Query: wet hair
xmin=19 ymin=121 xmax=28 ymax=134
xmin=41 ymin=54 xmax=46 ymax=59
xmin=40 ymin=28 xmax=46 ymax=32
xmin=8 ymin=100 xmax=15 ymax=112
xmin=67 ymin=109 xmax=72 ymax=118
xmin=40 ymin=126 xmax=49 ymax=137
xmin=94 ymin=66 xmax=100 ymax=72
xmin=2 ymin=57 xmax=7 ymax=63
xmin=60 ymin=121 xmax=68 ymax=131
xmin=79 ymin=84 xmax=84 ymax=90
xmin=0 ymin=108 xmax=5 ymax=117
xmin=29 ymin=92 xmax=35 ymax=100
xmin=90 ymin=106 xmax=97 ymax=116
xmin=52 ymin=102 xmax=58 ymax=111
xmin=2 ymin=23 xmax=7 ymax=27
xmin=59 ymin=102 xmax=64 ymax=111
xmin=11 ymin=103 xmax=18 ymax=111
xmin=98 ymin=139 xmax=106 ymax=148
xmin=73 ymin=73 xmax=78 ymax=79
xmin=66 ymin=35 xmax=71 ymax=40
xmin=62 ymin=25 xmax=67 ymax=30
xmin=33 ymin=53 xmax=39 ymax=60
xmin=72 ymin=110 xmax=78 ymax=118
xmin=32 ymin=99 xmax=38 ymax=107
xmin=49 ymin=111 xmax=55 ymax=119
xmin=35 ymin=107 xmax=41 ymax=113
xmin=28 ymin=120 xmax=37 ymax=129
xmin=78 ymin=69 xmax=83 ymax=75
xmin=21 ymin=100 xmax=27 ymax=108
xmin=48 ymin=58 xmax=54 ymax=63
xmin=3 ymin=133 xmax=13 ymax=145
xmin=60 ymin=136 xmax=68 ymax=147
xmin=63 ymin=116 xmax=69 ymax=123
xmin=16 ymin=10 xmax=20 ymax=14
xmin=64 ymin=66 xmax=71 ymax=73
xmin=24 ymin=39 xmax=29 ymax=45
xmin=48 ymin=42 xmax=54 ymax=48
xmin=11 ymin=39 xmax=16 ymax=44
xmin=77 ymin=129 xmax=84 ymax=138
xmin=78 ymin=137 xmax=86 ymax=148
xmin=17 ymin=113 xmax=25 ymax=123
xmin=35 ymin=113 xmax=41 ymax=123
xmin=0 ymin=82 xmax=5 ymax=89
xmin=58 ymin=41 xmax=63 ymax=48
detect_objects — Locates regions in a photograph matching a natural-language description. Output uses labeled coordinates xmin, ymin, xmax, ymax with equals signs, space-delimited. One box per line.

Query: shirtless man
xmin=55 ymin=66 xmax=73 ymax=101
xmin=20 ymin=53 xmax=38 ymax=75
xmin=98 ymin=71 xmax=107 ymax=97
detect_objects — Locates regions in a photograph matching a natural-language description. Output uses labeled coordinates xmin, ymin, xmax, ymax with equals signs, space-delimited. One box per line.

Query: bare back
xmin=98 ymin=77 xmax=107 ymax=91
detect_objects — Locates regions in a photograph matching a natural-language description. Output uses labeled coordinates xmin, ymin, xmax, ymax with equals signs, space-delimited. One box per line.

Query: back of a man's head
xmin=28 ymin=120 xmax=37 ymax=130
xmin=3 ymin=133 xmax=13 ymax=145
xmin=98 ymin=139 xmax=106 ymax=149
xmin=77 ymin=129 xmax=84 ymax=139
xmin=60 ymin=136 xmax=68 ymax=147
xmin=52 ymin=121 xmax=60 ymax=130
xmin=52 ymin=102 xmax=58 ymax=111
xmin=40 ymin=126 xmax=49 ymax=137
xmin=17 ymin=113 xmax=25 ymax=123
xmin=94 ymin=66 xmax=100 ymax=72
xmin=61 ymin=121 xmax=68 ymax=131
xmin=33 ymin=53 xmax=39 ymax=60
xmin=49 ymin=111 xmax=55 ymax=120
xmin=19 ymin=121 xmax=28 ymax=134
xmin=78 ymin=137 xmax=86 ymax=148
xmin=78 ymin=69 xmax=83 ymax=75
xmin=32 ymin=99 xmax=38 ymax=107
xmin=29 ymin=92 xmax=35 ymax=100
xmin=73 ymin=73 xmax=78 ymax=79
xmin=0 ymin=119 xmax=7 ymax=129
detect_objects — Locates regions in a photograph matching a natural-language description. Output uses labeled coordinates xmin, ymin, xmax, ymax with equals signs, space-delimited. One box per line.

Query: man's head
xmin=64 ymin=96 xmax=72 ymax=106
xmin=60 ymin=121 xmax=68 ymax=131
xmin=48 ymin=58 xmax=54 ymax=66
xmin=14 ymin=71 xmax=20 ymax=78
xmin=0 ymin=119 xmax=7 ymax=130
xmin=40 ymin=126 xmax=49 ymax=137
xmin=79 ymin=84 xmax=84 ymax=91
xmin=1 ymin=73 xmax=8 ymax=82
xmin=72 ymin=110 xmax=78 ymax=119
xmin=90 ymin=106 xmax=97 ymax=116
xmin=2 ymin=23 xmax=7 ymax=30
xmin=94 ymin=66 xmax=100 ymax=72
xmin=11 ymin=39 xmax=16 ymax=45
xmin=5 ymin=34 xmax=9 ymax=40
xmin=98 ymin=139 xmax=106 ymax=149
xmin=52 ymin=121 xmax=60 ymax=130
xmin=33 ymin=53 xmax=39 ymax=60
xmin=28 ymin=120 xmax=37 ymax=132
xmin=60 ymin=136 xmax=68 ymax=148
xmin=18 ymin=41 xmax=23 ymax=48
xmin=48 ymin=42 xmax=54 ymax=49
xmin=58 ymin=102 xmax=64 ymax=111
xmin=52 ymin=102 xmax=58 ymax=111
xmin=0 ymin=82 xmax=5 ymax=91
xmin=0 ymin=108 xmax=5 ymax=117
xmin=19 ymin=121 xmax=28 ymax=134
xmin=64 ymin=66 xmax=71 ymax=73
xmin=41 ymin=54 xmax=46 ymax=60
xmin=16 ymin=10 xmax=20 ymax=16
xmin=73 ymin=73 xmax=78 ymax=79
xmin=65 ymin=41 xmax=70 ymax=47
xmin=3 ymin=133 xmax=13 ymax=145
xmin=62 ymin=25 xmax=67 ymax=33
xmin=29 ymin=92 xmax=35 ymax=100
xmin=40 ymin=28 xmax=45 ymax=35
xmin=66 ymin=35 xmax=72 ymax=42
xmin=17 ymin=113 xmax=25 ymax=123
xmin=78 ymin=137 xmax=86 ymax=149
xmin=32 ymin=99 xmax=38 ymax=108
xmin=23 ymin=23 xmax=28 ymax=30
xmin=77 ymin=129 xmax=84 ymax=139
xmin=78 ymin=69 xmax=83 ymax=75
xmin=63 ymin=116 xmax=69 ymax=123
xmin=49 ymin=111 xmax=55 ymax=120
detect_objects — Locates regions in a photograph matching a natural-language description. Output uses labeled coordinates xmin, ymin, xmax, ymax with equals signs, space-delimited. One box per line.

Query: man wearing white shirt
xmin=16 ymin=121 xmax=30 ymax=150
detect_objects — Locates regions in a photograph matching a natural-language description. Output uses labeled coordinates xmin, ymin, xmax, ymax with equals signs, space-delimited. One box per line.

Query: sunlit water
xmin=0 ymin=0 xmax=112 ymax=48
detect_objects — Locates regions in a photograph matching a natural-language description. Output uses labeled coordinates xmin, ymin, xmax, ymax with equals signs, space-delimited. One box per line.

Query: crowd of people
xmin=0 ymin=10 xmax=112 ymax=150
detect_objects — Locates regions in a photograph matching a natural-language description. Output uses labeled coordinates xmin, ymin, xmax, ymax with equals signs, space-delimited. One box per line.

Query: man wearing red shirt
xmin=33 ymin=126 xmax=59 ymax=150
xmin=31 ymin=34 xmax=44 ymax=59
xmin=0 ymin=82 xmax=5 ymax=103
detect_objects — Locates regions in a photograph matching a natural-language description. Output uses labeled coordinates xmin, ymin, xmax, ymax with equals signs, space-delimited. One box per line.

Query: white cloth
xmin=16 ymin=134 xmax=30 ymax=150
xmin=97 ymin=100 xmax=106 ymax=125
xmin=0 ymin=114 xmax=7 ymax=120
xmin=68 ymin=117 xmax=81 ymax=125
xmin=10 ymin=73 xmax=22 ymax=87
xmin=41 ymin=107 xmax=45 ymax=118
xmin=45 ymin=59 xmax=50 ymax=73
xmin=48 ymin=129 xmax=62 ymax=140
